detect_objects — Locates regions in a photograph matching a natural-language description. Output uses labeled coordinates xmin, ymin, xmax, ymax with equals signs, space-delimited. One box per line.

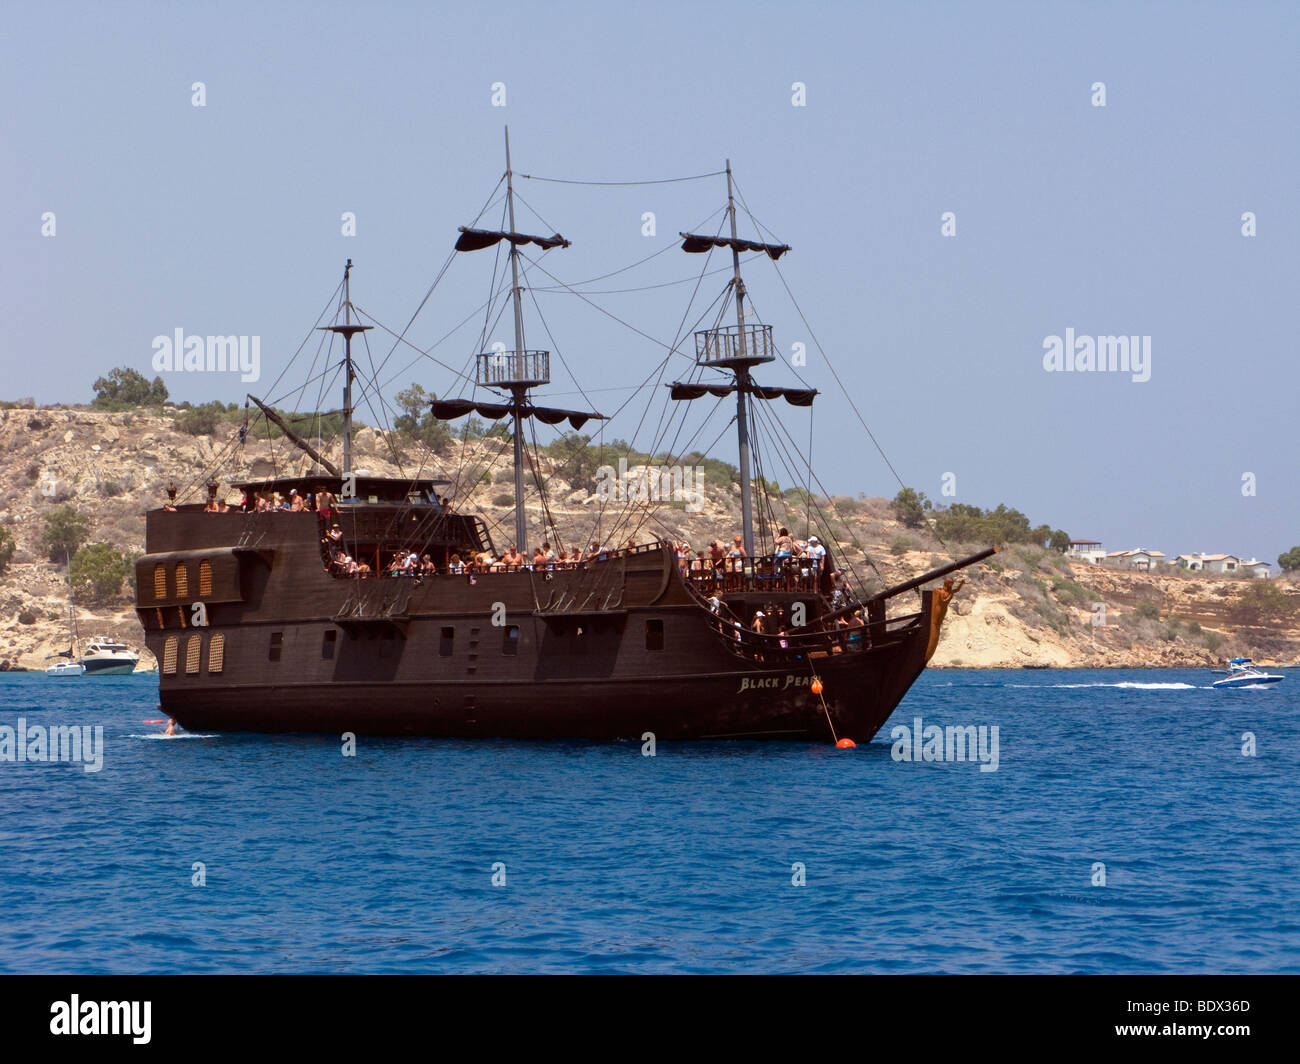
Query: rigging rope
xmin=518 ymin=170 xmax=726 ymax=186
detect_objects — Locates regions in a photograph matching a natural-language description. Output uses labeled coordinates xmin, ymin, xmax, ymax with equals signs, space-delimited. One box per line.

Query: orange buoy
xmin=836 ymin=737 xmax=856 ymax=748
xmin=811 ymin=678 xmax=823 ymax=695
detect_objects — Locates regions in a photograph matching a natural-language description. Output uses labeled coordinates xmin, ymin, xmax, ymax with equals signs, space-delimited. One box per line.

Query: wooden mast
xmin=320 ymin=259 xmax=371 ymax=480
xmin=504 ymin=128 xmax=529 ymax=555
xmin=725 ymin=160 xmax=757 ymax=557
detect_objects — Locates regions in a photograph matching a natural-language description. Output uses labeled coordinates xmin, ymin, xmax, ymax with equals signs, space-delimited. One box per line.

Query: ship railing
xmin=682 ymin=554 xmax=824 ymax=595
xmin=704 ymin=610 xmax=924 ymax=665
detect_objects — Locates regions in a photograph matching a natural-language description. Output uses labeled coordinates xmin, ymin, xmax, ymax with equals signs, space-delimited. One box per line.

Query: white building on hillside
xmin=1176 ymin=553 xmax=1241 ymax=574
xmin=1066 ymin=539 xmax=1106 ymax=564
xmin=1106 ymin=548 xmax=1165 ymax=571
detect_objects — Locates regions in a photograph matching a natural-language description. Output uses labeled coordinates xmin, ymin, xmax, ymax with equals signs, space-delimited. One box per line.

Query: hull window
xmin=208 ymin=633 xmax=225 ymax=673
xmin=162 ymin=635 xmax=179 ymax=675
xmin=322 ymin=629 xmax=337 ymax=659
xmin=502 ymin=625 xmax=519 ymax=655
xmin=199 ymin=560 xmax=213 ymax=597
xmin=645 ymin=619 xmax=664 ymax=651
xmin=153 ymin=564 xmax=167 ymax=600
xmin=185 ymin=634 xmax=201 ymax=675
xmin=440 ymin=627 xmax=454 ymax=656
xmin=175 ymin=563 xmax=189 ymax=599
xmin=269 ymin=631 xmax=283 ymax=662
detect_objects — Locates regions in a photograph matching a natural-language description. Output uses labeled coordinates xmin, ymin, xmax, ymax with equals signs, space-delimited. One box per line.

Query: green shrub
xmin=91 ymin=367 xmax=168 ymax=410
xmin=889 ymin=536 xmax=916 ymax=556
xmin=70 ymin=543 xmax=130 ymax=605
xmin=0 ymin=525 xmax=15 ymax=575
xmin=1229 ymin=583 xmax=1294 ymax=626
xmin=1134 ymin=600 xmax=1161 ymax=621
xmin=39 ymin=505 xmax=92 ymax=562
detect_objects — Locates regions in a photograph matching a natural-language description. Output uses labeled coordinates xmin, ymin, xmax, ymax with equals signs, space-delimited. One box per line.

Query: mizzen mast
xmin=319 ymin=259 xmax=372 ymax=477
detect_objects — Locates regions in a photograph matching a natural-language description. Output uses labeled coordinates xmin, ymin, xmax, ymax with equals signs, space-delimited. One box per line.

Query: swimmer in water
xmin=164 ymin=718 xmax=176 ymax=736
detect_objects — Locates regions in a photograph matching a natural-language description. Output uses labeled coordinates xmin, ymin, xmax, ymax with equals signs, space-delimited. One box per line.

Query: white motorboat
xmin=80 ymin=636 xmax=141 ymax=675
xmin=1212 ymin=658 xmax=1284 ymax=689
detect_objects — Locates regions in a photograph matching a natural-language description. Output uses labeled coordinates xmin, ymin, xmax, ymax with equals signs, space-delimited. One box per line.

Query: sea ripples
xmin=0 ymin=668 xmax=1297 ymax=972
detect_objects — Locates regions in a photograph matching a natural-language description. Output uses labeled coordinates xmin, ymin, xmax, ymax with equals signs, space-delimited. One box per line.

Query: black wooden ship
xmin=135 ymin=135 xmax=993 ymax=742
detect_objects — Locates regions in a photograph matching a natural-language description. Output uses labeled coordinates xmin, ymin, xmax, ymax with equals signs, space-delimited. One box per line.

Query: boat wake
xmin=125 ymin=733 xmax=221 ymax=740
xmin=1009 ymin=681 xmax=1201 ymax=691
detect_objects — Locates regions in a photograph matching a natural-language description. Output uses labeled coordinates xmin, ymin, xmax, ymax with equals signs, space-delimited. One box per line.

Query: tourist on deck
xmin=585 ymin=541 xmax=602 ymax=562
xmin=502 ymin=544 xmax=524 ymax=571
xmin=846 ymin=609 xmax=866 ymax=650
xmin=316 ymin=486 xmax=335 ymax=521
xmin=532 ymin=545 xmax=549 ymax=569
xmin=708 ymin=540 xmax=726 ymax=568
xmin=289 ymin=491 xmax=305 ymax=512
xmin=774 ymin=526 xmax=794 ymax=557
xmin=448 ymin=553 xmax=464 ymax=574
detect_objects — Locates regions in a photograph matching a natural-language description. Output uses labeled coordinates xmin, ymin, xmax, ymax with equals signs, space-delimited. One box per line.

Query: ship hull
xmin=161 ymin=636 xmax=929 ymax=741
xmin=81 ymin=658 xmax=140 ymax=676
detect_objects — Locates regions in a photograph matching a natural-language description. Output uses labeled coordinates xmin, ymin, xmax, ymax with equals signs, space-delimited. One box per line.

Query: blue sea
xmin=1 ymin=669 xmax=1296 ymax=974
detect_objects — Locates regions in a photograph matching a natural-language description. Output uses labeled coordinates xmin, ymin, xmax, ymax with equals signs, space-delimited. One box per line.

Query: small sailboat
xmin=1211 ymin=658 xmax=1284 ymax=689
xmin=46 ymin=554 xmax=86 ymax=677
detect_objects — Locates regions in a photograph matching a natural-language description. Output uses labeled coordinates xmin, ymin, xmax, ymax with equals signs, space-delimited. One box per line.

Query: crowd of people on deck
xmin=671 ymin=527 xmax=830 ymax=592
xmin=320 ymin=534 xmax=627 ymax=579
xmin=704 ymin=586 xmax=868 ymax=660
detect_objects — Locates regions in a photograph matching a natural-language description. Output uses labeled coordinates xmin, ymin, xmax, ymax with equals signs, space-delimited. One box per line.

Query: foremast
xmin=674 ymin=164 xmax=805 ymax=556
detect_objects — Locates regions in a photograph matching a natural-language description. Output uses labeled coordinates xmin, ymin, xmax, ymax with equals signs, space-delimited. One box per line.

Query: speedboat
xmin=1212 ymin=658 xmax=1284 ymax=689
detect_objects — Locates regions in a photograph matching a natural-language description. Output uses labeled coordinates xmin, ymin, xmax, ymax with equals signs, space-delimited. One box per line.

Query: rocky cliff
xmin=1 ymin=405 xmax=1296 ymax=671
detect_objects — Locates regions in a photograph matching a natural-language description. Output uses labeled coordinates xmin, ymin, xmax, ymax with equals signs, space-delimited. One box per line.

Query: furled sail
xmin=679 ymin=233 xmax=791 ymax=260
xmin=667 ymin=382 xmax=816 ymax=405
xmin=455 ymin=227 xmax=571 ymax=253
xmin=430 ymin=398 xmax=604 ymax=431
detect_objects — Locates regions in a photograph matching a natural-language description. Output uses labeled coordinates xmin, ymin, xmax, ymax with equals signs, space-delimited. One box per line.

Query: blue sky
xmin=3 ymin=1 xmax=1297 ymax=563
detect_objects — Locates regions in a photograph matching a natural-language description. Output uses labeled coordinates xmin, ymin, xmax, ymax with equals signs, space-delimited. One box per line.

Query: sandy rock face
xmin=1 ymin=406 xmax=1295 ymax=671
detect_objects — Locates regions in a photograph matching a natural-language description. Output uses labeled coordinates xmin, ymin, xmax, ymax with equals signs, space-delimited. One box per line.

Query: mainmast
xmin=320 ymin=259 xmax=371 ymax=477
xmin=439 ymin=130 xmax=607 ymax=559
